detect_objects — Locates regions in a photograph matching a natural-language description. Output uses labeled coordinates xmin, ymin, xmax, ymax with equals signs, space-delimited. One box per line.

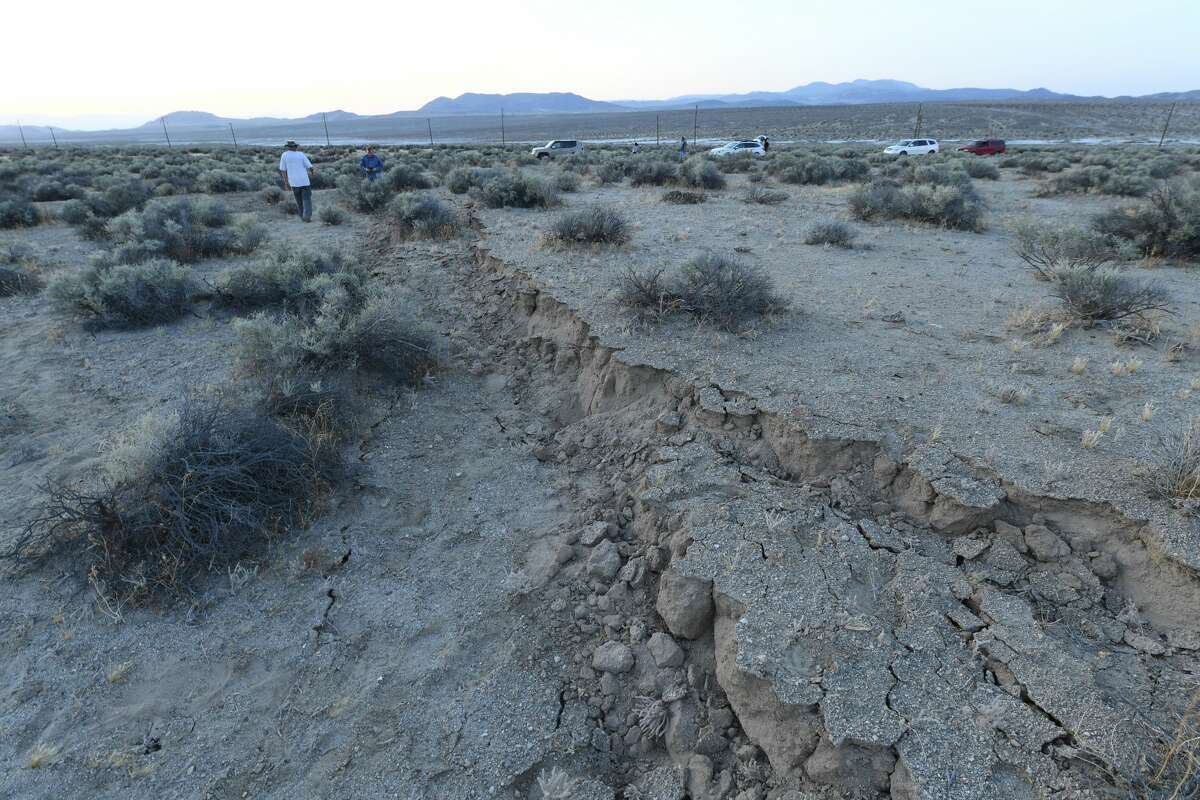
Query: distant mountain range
xmin=3 ymin=80 xmax=1197 ymax=141
xmin=419 ymin=92 xmax=622 ymax=115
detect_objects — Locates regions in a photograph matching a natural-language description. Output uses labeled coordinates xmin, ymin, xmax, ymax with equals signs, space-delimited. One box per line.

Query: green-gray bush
xmin=50 ymin=258 xmax=195 ymax=328
xmin=618 ymin=253 xmax=785 ymax=331
xmin=678 ymin=158 xmax=726 ymax=190
xmin=107 ymin=197 xmax=265 ymax=264
xmin=963 ymin=160 xmax=1000 ymax=180
xmin=849 ymin=179 xmax=984 ymax=231
xmin=629 ymin=159 xmax=677 ymax=187
xmin=235 ymin=294 xmax=435 ymax=385
xmin=472 ymin=171 xmax=560 ymax=209
xmin=387 ymin=192 xmax=461 ymax=239
xmin=1092 ymin=180 xmax=1200 ymax=258
xmin=216 ymin=244 xmax=366 ymax=312
xmin=1050 ymin=267 xmax=1170 ymax=322
xmin=319 ymin=206 xmax=347 ymax=226
xmin=546 ymin=207 xmax=630 ymax=244
xmin=804 ymin=221 xmax=857 ymax=248
xmin=0 ymin=194 xmax=39 ymax=229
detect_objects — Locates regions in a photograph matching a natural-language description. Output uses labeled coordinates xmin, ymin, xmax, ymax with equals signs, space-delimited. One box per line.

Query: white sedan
xmin=884 ymin=138 xmax=939 ymax=156
xmin=709 ymin=140 xmax=766 ymax=157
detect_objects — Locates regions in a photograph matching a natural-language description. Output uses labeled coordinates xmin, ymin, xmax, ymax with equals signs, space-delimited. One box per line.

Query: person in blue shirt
xmin=360 ymin=146 xmax=385 ymax=181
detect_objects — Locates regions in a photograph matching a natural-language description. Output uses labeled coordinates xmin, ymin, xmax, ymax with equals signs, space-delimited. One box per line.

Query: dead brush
xmin=662 ymin=189 xmax=706 ymax=205
xmin=1087 ymin=688 xmax=1200 ymax=799
xmin=2 ymin=396 xmax=341 ymax=604
xmin=617 ymin=267 xmax=680 ymax=321
xmin=1050 ymin=267 xmax=1171 ymax=324
xmin=1112 ymin=316 xmax=1164 ymax=347
xmin=1012 ymin=220 xmax=1112 ymax=281
xmin=1007 ymin=305 xmax=1072 ymax=345
xmin=1148 ymin=418 xmax=1200 ymax=501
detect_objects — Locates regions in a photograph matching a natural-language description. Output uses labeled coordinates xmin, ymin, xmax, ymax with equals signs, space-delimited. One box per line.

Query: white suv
xmin=709 ymin=140 xmax=766 ymax=157
xmin=531 ymin=140 xmax=583 ymax=159
xmin=884 ymin=139 xmax=939 ymax=156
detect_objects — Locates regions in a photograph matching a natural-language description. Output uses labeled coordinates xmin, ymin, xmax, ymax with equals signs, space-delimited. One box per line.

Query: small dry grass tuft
xmin=993 ymin=384 xmax=1031 ymax=405
xmin=107 ymin=661 xmax=134 ymax=684
xmin=27 ymin=743 xmax=58 ymax=769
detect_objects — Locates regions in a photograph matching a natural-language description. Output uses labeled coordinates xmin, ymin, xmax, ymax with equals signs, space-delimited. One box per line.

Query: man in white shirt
xmin=279 ymin=140 xmax=315 ymax=222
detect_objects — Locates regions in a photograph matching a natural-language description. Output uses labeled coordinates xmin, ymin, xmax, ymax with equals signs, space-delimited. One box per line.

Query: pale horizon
xmin=5 ymin=0 xmax=1198 ymax=130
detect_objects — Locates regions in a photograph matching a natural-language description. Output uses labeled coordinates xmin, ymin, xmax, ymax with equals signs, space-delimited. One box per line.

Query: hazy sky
xmin=5 ymin=0 xmax=1197 ymax=128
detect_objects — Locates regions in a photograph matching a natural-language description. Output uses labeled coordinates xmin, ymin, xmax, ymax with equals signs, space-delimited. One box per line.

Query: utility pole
xmin=500 ymin=108 xmax=505 ymax=146
xmin=656 ymin=113 xmax=660 ymax=146
xmin=229 ymin=123 xmax=239 ymax=152
xmin=16 ymin=120 xmax=28 ymax=150
xmin=160 ymin=116 xmax=172 ymax=148
xmin=1159 ymin=102 xmax=1176 ymax=149
xmin=913 ymin=104 xmax=923 ymax=139
xmin=48 ymin=126 xmax=58 ymax=148
xmin=322 ymin=112 xmax=331 ymax=146
xmin=692 ymin=104 xmax=698 ymax=145
xmin=427 ymin=118 xmax=434 ymax=147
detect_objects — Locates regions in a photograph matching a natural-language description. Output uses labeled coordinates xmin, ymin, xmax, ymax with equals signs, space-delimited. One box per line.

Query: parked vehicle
xmin=958 ymin=139 xmax=1006 ymax=155
xmin=531 ymin=140 xmax=583 ymax=159
xmin=709 ymin=140 xmax=766 ymax=157
xmin=883 ymin=139 xmax=939 ymax=156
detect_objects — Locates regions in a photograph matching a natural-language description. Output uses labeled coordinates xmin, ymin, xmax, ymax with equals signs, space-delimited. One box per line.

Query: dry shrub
xmin=387 ymin=192 xmax=462 ymax=239
xmin=546 ymin=207 xmax=630 ymax=244
xmin=1149 ymin=419 xmax=1200 ymax=501
xmin=618 ymin=253 xmax=785 ymax=331
xmin=629 ymin=159 xmax=677 ymax=187
xmin=804 ymin=220 xmax=856 ymax=248
xmin=234 ymin=293 xmax=436 ymax=386
xmin=6 ymin=397 xmax=340 ymax=603
xmin=663 ymin=190 xmax=706 ymax=205
xmin=678 ymin=157 xmax=726 ymax=190
xmin=1050 ymin=267 xmax=1170 ymax=323
xmin=1013 ymin=221 xmax=1114 ymax=281
xmin=1093 ymin=180 xmax=1200 ymax=259
xmin=0 ymin=264 xmax=42 ymax=296
xmin=742 ymin=187 xmax=789 ymax=205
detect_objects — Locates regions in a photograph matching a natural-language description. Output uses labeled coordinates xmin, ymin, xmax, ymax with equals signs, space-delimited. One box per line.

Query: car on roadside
xmin=530 ymin=140 xmax=583 ymax=159
xmin=959 ymin=139 xmax=1006 ymax=155
xmin=883 ymin=139 xmax=939 ymax=156
xmin=709 ymin=140 xmax=766 ymax=157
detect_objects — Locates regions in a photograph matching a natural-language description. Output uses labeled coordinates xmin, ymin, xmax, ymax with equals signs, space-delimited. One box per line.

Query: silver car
xmin=531 ymin=140 xmax=583 ymax=159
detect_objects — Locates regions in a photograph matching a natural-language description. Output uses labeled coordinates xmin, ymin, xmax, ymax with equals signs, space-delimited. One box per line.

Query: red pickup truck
xmin=959 ymin=139 xmax=1006 ymax=155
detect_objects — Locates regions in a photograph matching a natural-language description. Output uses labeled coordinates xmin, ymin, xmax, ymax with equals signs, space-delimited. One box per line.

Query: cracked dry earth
xmin=4 ymin=209 xmax=1200 ymax=800
xmin=386 ymin=229 xmax=1200 ymax=799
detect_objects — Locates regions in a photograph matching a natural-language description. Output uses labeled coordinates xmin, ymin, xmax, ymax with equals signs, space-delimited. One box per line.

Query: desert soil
xmin=3 ymin=155 xmax=1200 ymax=800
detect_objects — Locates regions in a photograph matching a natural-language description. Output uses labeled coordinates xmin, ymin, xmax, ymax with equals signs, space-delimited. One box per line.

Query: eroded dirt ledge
xmin=466 ymin=240 xmax=1200 ymax=799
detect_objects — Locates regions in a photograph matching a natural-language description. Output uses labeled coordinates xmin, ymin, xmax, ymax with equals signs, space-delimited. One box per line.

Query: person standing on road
xmin=679 ymin=137 xmax=687 ymax=161
xmin=360 ymin=145 xmax=385 ymax=182
xmin=279 ymin=140 xmax=314 ymax=222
